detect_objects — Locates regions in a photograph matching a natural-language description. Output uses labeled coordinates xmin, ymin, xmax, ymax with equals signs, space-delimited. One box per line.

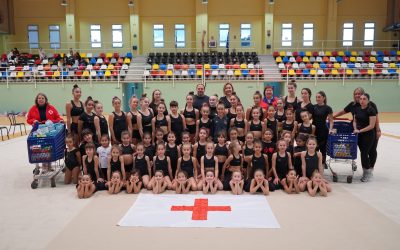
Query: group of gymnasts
xmin=34 ymin=80 xmax=378 ymax=199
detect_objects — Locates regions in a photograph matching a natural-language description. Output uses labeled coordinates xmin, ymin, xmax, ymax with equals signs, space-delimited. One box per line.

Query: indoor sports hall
xmin=0 ymin=0 xmax=399 ymax=249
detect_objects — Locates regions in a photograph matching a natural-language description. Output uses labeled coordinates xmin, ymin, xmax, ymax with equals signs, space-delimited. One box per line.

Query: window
xmin=282 ymin=23 xmax=292 ymax=47
xmin=175 ymin=24 xmax=185 ymax=48
xmin=240 ymin=24 xmax=251 ymax=47
xmin=49 ymin=25 xmax=60 ymax=49
xmin=219 ymin=24 xmax=230 ymax=47
xmin=112 ymin=25 xmax=123 ymax=48
xmin=343 ymin=23 xmax=354 ymax=46
xmin=364 ymin=23 xmax=375 ymax=46
xmin=303 ymin=23 xmax=313 ymax=47
xmin=28 ymin=25 xmax=39 ymax=49
xmin=153 ymin=24 xmax=164 ymax=48
xmin=90 ymin=25 xmax=101 ymax=48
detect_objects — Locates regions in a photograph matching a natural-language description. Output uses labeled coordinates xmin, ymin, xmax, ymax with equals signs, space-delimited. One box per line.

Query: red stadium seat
xmin=273 ymin=51 xmax=279 ymax=58
xmin=99 ymin=53 xmax=106 ymax=59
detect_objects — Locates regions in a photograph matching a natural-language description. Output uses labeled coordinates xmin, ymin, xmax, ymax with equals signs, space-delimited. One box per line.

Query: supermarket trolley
xmin=326 ymin=119 xmax=358 ymax=183
xmin=27 ymin=123 xmax=65 ymax=189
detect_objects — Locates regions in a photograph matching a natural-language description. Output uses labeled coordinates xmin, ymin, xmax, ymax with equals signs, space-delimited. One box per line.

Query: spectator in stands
xmin=27 ymin=93 xmax=63 ymax=125
xmin=12 ymin=48 xmax=20 ymax=57
xmin=68 ymin=48 xmax=74 ymax=57
xmin=75 ymin=52 xmax=82 ymax=62
xmin=260 ymin=85 xmax=279 ymax=110
xmin=193 ymin=83 xmax=209 ymax=110
xmin=38 ymin=47 xmax=46 ymax=60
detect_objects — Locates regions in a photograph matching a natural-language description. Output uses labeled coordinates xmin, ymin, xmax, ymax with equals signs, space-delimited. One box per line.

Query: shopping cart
xmin=326 ymin=119 xmax=358 ymax=183
xmin=27 ymin=123 xmax=65 ymax=189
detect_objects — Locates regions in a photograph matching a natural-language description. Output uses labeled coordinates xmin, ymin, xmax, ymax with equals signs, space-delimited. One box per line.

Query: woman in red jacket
xmin=27 ymin=93 xmax=63 ymax=125
xmin=260 ymin=85 xmax=280 ymax=110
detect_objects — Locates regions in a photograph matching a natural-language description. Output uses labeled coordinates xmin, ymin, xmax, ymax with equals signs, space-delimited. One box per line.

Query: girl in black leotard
xmin=281 ymin=169 xmax=300 ymax=194
xmin=199 ymin=143 xmax=222 ymax=190
xmin=222 ymin=141 xmax=243 ymax=192
xmin=65 ymin=134 xmax=81 ymax=185
xmin=175 ymin=143 xmax=198 ymax=191
xmin=120 ymin=131 xmax=135 ymax=173
xmin=108 ymin=171 xmax=124 ymax=194
xmin=275 ymin=99 xmax=286 ymax=136
xmin=230 ymin=104 xmax=247 ymax=143
xmin=82 ymin=142 xmax=103 ymax=184
xmin=127 ymin=96 xmax=142 ymax=145
xmin=272 ymin=139 xmax=293 ymax=189
xmin=109 ymin=96 xmax=127 ymax=145
xmin=66 ymin=84 xmax=84 ymax=145
xmin=226 ymin=93 xmax=239 ymax=122
xmin=307 ymin=171 xmax=329 ymax=197
xmin=143 ymin=132 xmax=155 ymax=162
xmin=248 ymin=107 xmax=265 ymax=140
xmin=182 ymin=92 xmax=199 ymax=143
xmin=193 ymin=127 xmax=208 ymax=166
xmin=248 ymin=169 xmax=270 ymax=195
xmin=94 ymin=101 xmax=109 ymax=143
xmin=295 ymin=88 xmax=314 ymax=123
xmin=265 ymin=105 xmax=278 ymax=143
xmin=214 ymin=132 xmax=229 ymax=179
xmin=151 ymin=102 xmax=170 ymax=142
xmin=246 ymin=91 xmax=265 ymax=121
xmin=169 ymin=101 xmax=186 ymax=145
xmin=78 ymin=96 xmax=97 ymax=143
xmin=133 ymin=143 xmax=152 ymax=188
xmin=283 ymin=80 xmax=300 ymax=111
xmin=151 ymin=143 xmax=172 ymax=189
xmin=139 ymin=94 xmax=154 ymax=139
xmin=281 ymin=109 xmax=297 ymax=140
xmin=297 ymin=110 xmax=315 ymax=137
xmin=165 ymin=132 xmax=180 ymax=177
xmin=107 ymin=145 xmax=126 ymax=182
xmin=77 ymin=174 xmax=96 ymax=199
xmin=196 ymin=105 xmax=213 ymax=141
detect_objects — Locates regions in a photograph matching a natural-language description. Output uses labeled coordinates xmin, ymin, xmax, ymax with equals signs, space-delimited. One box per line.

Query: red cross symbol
xmin=171 ymin=198 xmax=231 ymax=220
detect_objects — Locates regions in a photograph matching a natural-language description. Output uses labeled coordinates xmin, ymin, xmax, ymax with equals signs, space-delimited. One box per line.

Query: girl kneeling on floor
xmin=126 ymin=170 xmax=142 ymax=194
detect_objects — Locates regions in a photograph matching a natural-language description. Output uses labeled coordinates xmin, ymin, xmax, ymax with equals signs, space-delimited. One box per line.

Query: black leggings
xmin=358 ymin=130 xmax=376 ymax=170
xmin=316 ymin=128 xmax=328 ymax=164
xmin=369 ymin=137 xmax=379 ymax=169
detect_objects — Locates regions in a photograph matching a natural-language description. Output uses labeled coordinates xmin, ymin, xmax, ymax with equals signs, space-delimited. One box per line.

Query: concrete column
xmin=195 ymin=0 xmax=208 ymax=52
xmin=129 ymin=0 xmax=140 ymax=56
xmin=326 ymin=0 xmax=338 ymax=49
xmin=65 ymin=0 xmax=77 ymax=50
xmin=264 ymin=2 xmax=274 ymax=55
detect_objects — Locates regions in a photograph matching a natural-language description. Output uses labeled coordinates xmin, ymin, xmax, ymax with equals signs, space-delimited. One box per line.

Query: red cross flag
xmin=118 ymin=194 xmax=280 ymax=228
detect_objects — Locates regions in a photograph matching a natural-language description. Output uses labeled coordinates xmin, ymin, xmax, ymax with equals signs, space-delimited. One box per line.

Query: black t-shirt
xmin=219 ymin=96 xmax=231 ymax=109
xmin=38 ymin=105 xmax=47 ymax=122
xmin=295 ymin=102 xmax=314 ymax=123
xmin=354 ymin=105 xmax=377 ymax=130
xmin=344 ymin=101 xmax=378 ymax=117
xmin=193 ymin=95 xmax=210 ymax=110
xmin=312 ymin=104 xmax=333 ymax=129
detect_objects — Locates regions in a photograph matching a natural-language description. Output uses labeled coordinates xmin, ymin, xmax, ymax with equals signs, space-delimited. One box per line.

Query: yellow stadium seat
xmin=368 ymin=69 xmax=374 ymax=75
xmin=152 ymin=64 xmax=159 ymax=70
xmin=390 ymin=63 xmax=396 ymax=68
xmin=310 ymin=69 xmax=317 ymax=76
xmin=124 ymin=58 xmax=131 ymax=64
xmin=338 ymin=51 xmax=345 ymax=56
xmin=17 ymin=71 xmax=24 ymax=78
xmin=351 ymin=51 xmax=357 ymax=56
xmin=240 ymin=63 xmax=247 ymax=69
xmin=350 ymin=57 xmax=356 ymax=62
xmin=288 ymin=69 xmax=295 ymax=76
xmin=346 ymin=69 xmax=353 ymax=75
xmin=325 ymin=51 xmax=332 ymax=57
xmin=166 ymin=70 xmax=173 ymax=77
xmin=275 ymin=57 xmax=282 ymax=63
xmin=82 ymin=70 xmax=90 ymax=77
xmin=204 ymin=64 xmax=211 ymax=70
xmin=331 ymin=69 xmax=339 ymax=76
xmin=397 ymin=51 xmax=400 ymax=56
xmin=279 ymin=51 xmax=286 ymax=57
xmin=370 ymin=57 xmax=377 ymax=62
xmin=53 ymin=70 xmax=61 ymax=78
xmin=107 ymin=64 xmax=114 ymax=70
xmin=80 ymin=53 xmax=87 ymax=58
xmin=196 ymin=69 xmax=202 ymax=76
xmin=312 ymin=62 xmax=320 ymax=69
xmin=105 ymin=70 xmax=111 ymax=77
xmin=305 ymin=51 xmax=312 ymax=57
xmin=303 ymin=57 xmax=309 ymax=63
xmin=106 ymin=53 xmax=113 ymax=58
xmin=333 ymin=63 xmax=340 ymax=69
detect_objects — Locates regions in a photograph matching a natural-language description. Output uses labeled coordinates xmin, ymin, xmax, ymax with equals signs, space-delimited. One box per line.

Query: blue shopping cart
xmin=326 ymin=120 xmax=358 ymax=183
xmin=27 ymin=123 xmax=65 ymax=189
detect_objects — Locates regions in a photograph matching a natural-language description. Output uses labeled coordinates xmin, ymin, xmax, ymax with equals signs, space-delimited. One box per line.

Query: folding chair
xmin=7 ymin=113 xmax=27 ymax=136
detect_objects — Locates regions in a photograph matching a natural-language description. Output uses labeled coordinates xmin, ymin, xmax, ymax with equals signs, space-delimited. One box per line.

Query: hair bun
xmin=87 ymin=96 xmax=92 ymax=100
xmin=141 ymin=93 xmax=147 ymax=98
xmin=73 ymin=84 xmax=79 ymax=88
xmin=188 ymin=91 xmax=194 ymax=95
xmin=255 ymin=90 xmax=260 ymax=94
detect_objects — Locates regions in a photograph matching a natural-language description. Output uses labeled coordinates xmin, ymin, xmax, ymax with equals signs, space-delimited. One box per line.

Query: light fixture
xmin=61 ymin=0 xmax=68 ymax=6
xmin=202 ymin=0 xmax=208 ymax=4
xmin=128 ymin=0 xmax=134 ymax=7
xmin=269 ymin=0 xmax=274 ymax=5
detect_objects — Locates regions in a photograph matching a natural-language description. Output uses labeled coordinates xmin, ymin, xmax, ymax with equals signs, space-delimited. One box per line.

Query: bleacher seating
xmin=274 ymin=50 xmax=400 ymax=79
xmin=144 ymin=51 xmax=264 ymax=80
xmin=0 ymin=51 xmax=132 ymax=82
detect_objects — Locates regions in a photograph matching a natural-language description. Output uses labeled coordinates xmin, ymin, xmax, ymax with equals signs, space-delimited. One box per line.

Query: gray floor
xmin=0 ymin=124 xmax=399 ymax=250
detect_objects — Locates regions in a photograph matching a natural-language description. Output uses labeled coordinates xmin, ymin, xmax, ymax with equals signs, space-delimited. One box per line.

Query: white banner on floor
xmin=118 ymin=194 xmax=280 ymax=228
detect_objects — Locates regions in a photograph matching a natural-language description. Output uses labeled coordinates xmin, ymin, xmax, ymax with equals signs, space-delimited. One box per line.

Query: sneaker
xmin=361 ymin=169 xmax=372 ymax=182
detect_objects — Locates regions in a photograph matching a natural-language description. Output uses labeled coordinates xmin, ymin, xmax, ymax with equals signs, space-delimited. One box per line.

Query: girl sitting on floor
xmin=148 ymin=170 xmax=168 ymax=194
xmin=173 ymin=170 xmax=191 ymax=194
xmin=126 ymin=170 xmax=142 ymax=194
xmin=108 ymin=171 xmax=124 ymax=194
xmin=202 ymin=169 xmax=223 ymax=194
xmin=281 ymin=169 xmax=300 ymax=194
xmin=77 ymin=174 xmax=96 ymax=199
xmin=249 ymin=169 xmax=269 ymax=195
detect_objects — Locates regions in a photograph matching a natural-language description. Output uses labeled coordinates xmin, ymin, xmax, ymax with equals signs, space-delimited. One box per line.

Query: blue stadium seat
xmin=126 ymin=52 xmax=133 ymax=59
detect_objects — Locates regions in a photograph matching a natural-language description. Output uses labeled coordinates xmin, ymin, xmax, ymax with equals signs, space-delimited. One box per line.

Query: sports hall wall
xmin=0 ymin=80 xmax=398 ymax=114
xmin=0 ymin=0 xmax=394 ymax=54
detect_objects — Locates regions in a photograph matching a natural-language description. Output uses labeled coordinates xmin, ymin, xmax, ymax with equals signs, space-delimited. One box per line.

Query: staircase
xmin=126 ymin=56 xmax=147 ymax=82
xmin=258 ymin=55 xmax=283 ymax=82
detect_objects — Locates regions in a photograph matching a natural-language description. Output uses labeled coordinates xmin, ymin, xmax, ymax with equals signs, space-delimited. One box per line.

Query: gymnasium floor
xmin=0 ymin=116 xmax=399 ymax=250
